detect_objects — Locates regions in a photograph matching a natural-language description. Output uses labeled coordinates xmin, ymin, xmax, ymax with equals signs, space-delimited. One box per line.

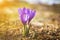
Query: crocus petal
xmin=23 ymin=8 xmax=28 ymax=14
xmin=29 ymin=10 xmax=36 ymax=21
xmin=20 ymin=15 xmax=27 ymax=24
xmin=31 ymin=10 xmax=36 ymax=18
xmin=20 ymin=12 xmax=30 ymax=25
xmin=18 ymin=8 xmax=22 ymax=14
xmin=18 ymin=8 xmax=26 ymax=24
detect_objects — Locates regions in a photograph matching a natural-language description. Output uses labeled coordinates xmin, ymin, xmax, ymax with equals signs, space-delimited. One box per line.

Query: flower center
xmin=23 ymin=13 xmax=29 ymax=21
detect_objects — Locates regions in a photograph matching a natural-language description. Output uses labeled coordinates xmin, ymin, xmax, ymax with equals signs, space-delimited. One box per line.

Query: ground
xmin=0 ymin=19 xmax=60 ymax=40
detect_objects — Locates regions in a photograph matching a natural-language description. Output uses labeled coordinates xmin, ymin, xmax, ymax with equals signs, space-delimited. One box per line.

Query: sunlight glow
xmin=6 ymin=0 xmax=14 ymax=2
xmin=3 ymin=7 xmax=14 ymax=14
xmin=0 ymin=0 xmax=4 ymax=4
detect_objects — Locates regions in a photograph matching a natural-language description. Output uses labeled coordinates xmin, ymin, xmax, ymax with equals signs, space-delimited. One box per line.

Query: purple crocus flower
xmin=18 ymin=8 xmax=36 ymax=25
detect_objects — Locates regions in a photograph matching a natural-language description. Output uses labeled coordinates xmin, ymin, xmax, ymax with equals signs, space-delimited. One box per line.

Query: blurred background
xmin=0 ymin=0 xmax=60 ymax=23
xmin=0 ymin=0 xmax=60 ymax=40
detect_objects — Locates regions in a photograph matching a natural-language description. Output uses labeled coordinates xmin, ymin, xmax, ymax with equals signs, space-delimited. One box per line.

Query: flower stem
xmin=23 ymin=24 xmax=29 ymax=36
